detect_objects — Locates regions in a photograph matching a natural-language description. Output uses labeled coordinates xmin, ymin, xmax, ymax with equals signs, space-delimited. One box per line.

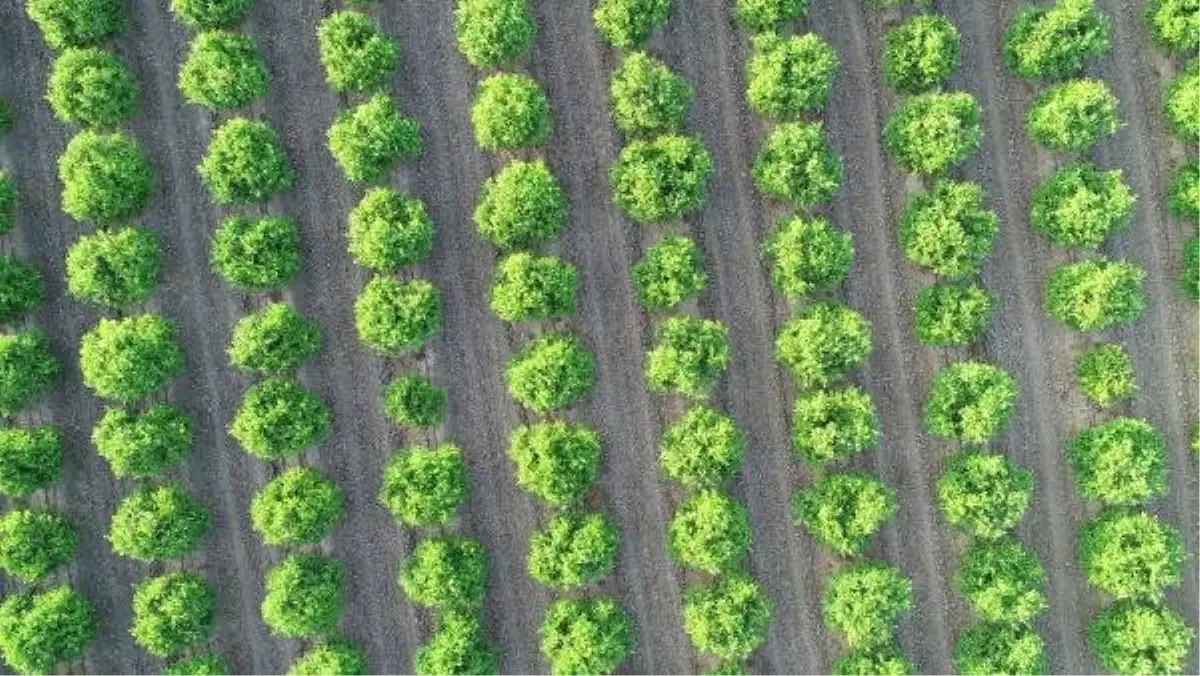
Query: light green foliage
xmin=1089 ymin=601 xmax=1196 ymax=676
xmin=166 ymin=652 xmax=230 ymax=675
xmin=415 ymin=612 xmax=497 ymax=676
xmin=328 ymin=94 xmax=420 ymax=183
xmin=1031 ymin=162 xmax=1134 ymax=248
xmin=383 ymin=375 xmax=446 ymax=429
xmin=923 ymin=360 xmax=1018 ymax=444
xmin=775 ymin=301 xmax=871 ymax=388
xmin=833 ymin=647 xmax=915 ymax=676
xmin=668 ymin=489 xmax=751 ymax=574
xmin=58 ymin=130 xmax=152 ymax=224
xmin=199 ymin=118 xmax=293 ymax=204
xmin=1184 ymin=237 xmax=1199 ymax=302
xmin=914 ymin=282 xmax=994 ymax=346
xmin=490 ymin=252 xmax=577 ymax=322
xmin=1145 ymin=0 xmax=1199 ymax=52
xmin=26 ymin=0 xmax=125 ymax=50
xmin=0 ymin=509 xmax=75 ymax=583
xmin=683 ymin=574 xmax=772 ymax=661
xmin=633 ymin=235 xmax=706 ymax=310
xmin=506 ymin=333 xmax=595 ymax=412
xmin=169 ymin=0 xmax=252 ymax=29
xmin=251 ymin=467 xmax=343 ymax=546
xmin=955 ymin=537 xmax=1047 ymax=624
xmin=379 ymin=444 xmax=466 ymax=527
xmin=1164 ymin=60 xmax=1199 ymax=142
xmin=659 ymin=405 xmax=745 ymax=489
xmin=540 ymin=596 xmax=633 ymax=676
xmin=593 ymin=0 xmax=670 ymax=49
xmin=178 ymin=31 xmax=268 ymax=109
xmin=454 ymin=0 xmax=534 ymax=68
xmin=1075 ymin=343 xmax=1136 ymax=407
xmin=746 ymin=32 xmax=838 ymax=119
xmin=1068 ymin=417 xmax=1167 ymax=506
xmin=262 ymin=555 xmax=342 ymax=639
xmin=937 ymin=451 xmax=1033 ymax=539
xmin=317 ymin=11 xmax=398 ymax=93
xmin=611 ymin=134 xmax=713 ymax=223
xmin=1004 ymin=0 xmax=1110 ymax=79
xmin=528 ymin=511 xmax=619 ymax=589
xmin=1027 ymin=79 xmax=1120 ymax=151
xmin=610 ymin=52 xmax=692 ymax=137
xmin=79 ymin=314 xmax=183 ymax=401
xmin=884 ymin=92 xmax=982 ymax=175
xmin=0 ymin=332 xmax=58 ymax=416
xmin=0 ymin=256 xmax=43 ymax=324
xmin=0 ymin=585 xmax=95 ymax=676
xmin=0 ymin=173 xmax=13 ymax=234
xmin=1081 ymin=509 xmax=1183 ymax=599
xmin=348 ymin=188 xmax=432 ymax=271
xmin=823 ymin=561 xmax=913 ymax=650
xmin=0 ymin=426 xmax=61 ymax=497
xmin=109 ymin=483 xmax=209 ymax=562
xmin=288 ymin=639 xmax=367 ymax=676
xmin=1046 ymin=258 xmax=1145 ymax=331
xmin=645 ymin=316 xmax=730 ymax=398
xmin=752 ymin=121 xmax=842 ymax=207
xmin=354 ymin=276 xmax=441 ymax=354
xmin=400 ymin=536 xmax=487 ymax=610
xmin=791 ymin=385 xmax=880 ymax=465
xmin=734 ymin=0 xmax=808 ymax=33
xmin=228 ymin=303 xmax=319 ymax=374
xmin=210 ymin=215 xmax=301 ymax=291
xmin=131 ymin=573 xmax=213 ymax=658
xmin=472 ymin=73 xmax=550 ymax=151
xmin=762 ymin=214 xmax=852 ymax=298
xmin=93 ymin=404 xmax=192 ymax=478
xmin=230 ymin=378 xmax=330 ymax=460
xmin=954 ymin=622 xmax=1047 ymax=675
xmin=475 ymin=160 xmax=566 ymax=249
xmin=899 ymin=180 xmax=998 ymax=278
xmin=66 ymin=226 xmax=160 ymax=307
xmin=883 ymin=14 xmax=960 ymax=95
xmin=793 ymin=472 xmax=896 ymax=557
xmin=47 ymin=47 xmax=138 ymax=127
xmin=509 ymin=421 xmax=601 ymax=506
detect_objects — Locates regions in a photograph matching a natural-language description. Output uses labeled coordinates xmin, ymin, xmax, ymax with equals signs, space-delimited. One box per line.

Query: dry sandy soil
xmin=0 ymin=0 xmax=1195 ymax=673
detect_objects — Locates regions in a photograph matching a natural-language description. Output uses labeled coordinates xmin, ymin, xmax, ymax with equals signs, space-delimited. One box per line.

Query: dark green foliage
xmin=415 ymin=613 xmax=497 ymax=676
xmin=0 ymin=332 xmax=58 ymax=416
xmin=399 ymin=536 xmax=487 ymax=610
xmin=288 ymin=639 xmax=367 ymax=676
xmin=593 ymin=0 xmax=671 ymax=49
xmin=633 ymin=235 xmax=706 ymax=310
xmin=131 ymin=573 xmax=213 ymax=658
xmin=262 ymin=555 xmax=342 ymax=639
xmin=752 ymin=121 xmax=842 ymax=207
xmin=659 ymin=405 xmax=745 ymax=489
xmin=383 ymin=375 xmax=446 ymax=429
xmin=1031 ymin=162 xmax=1134 ymax=248
xmin=528 ymin=511 xmax=619 ymax=589
xmin=937 ymin=451 xmax=1033 ymax=538
xmin=0 ymin=173 xmax=13 ymax=234
xmin=683 ymin=574 xmax=772 ymax=661
xmin=900 ymin=180 xmax=997 ymax=279
xmin=1027 ymin=78 xmax=1120 ymax=151
xmin=923 ymin=361 xmax=1018 ymax=444
xmin=1075 ymin=343 xmax=1136 ymax=407
xmin=26 ymin=0 xmax=125 ymax=50
xmin=0 ymin=256 xmax=43 ymax=324
xmin=109 ymin=483 xmax=209 ymax=562
xmin=230 ymin=378 xmax=330 ymax=460
xmin=540 ymin=596 xmax=633 ymax=676
xmin=823 ymin=561 xmax=913 ymax=649
xmin=833 ymin=647 xmax=915 ymax=676
xmin=166 ymin=652 xmax=230 ymax=675
xmin=1145 ymin=0 xmax=1199 ymax=52
xmin=0 ymin=585 xmax=95 ymax=676
xmin=178 ymin=31 xmax=268 ymax=109
xmin=65 ymin=226 xmax=159 ymax=307
xmin=354 ymin=277 xmax=440 ymax=354
xmin=955 ymin=537 xmax=1047 ymax=624
xmin=611 ymin=134 xmax=713 ymax=223
xmin=793 ymin=472 xmax=896 ymax=557
xmin=733 ymin=0 xmax=808 ymax=33
xmin=379 ymin=444 xmax=466 ymax=527
xmin=79 ymin=314 xmax=184 ymax=401
xmin=509 ymin=421 xmax=601 ymax=506
xmin=1089 ymin=601 xmax=1196 ymax=676
xmin=1081 ymin=509 xmax=1183 ymax=599
xmin=506 ymin=333 xmax=595 ymax=412
xmin=1184 ymin=237 xmax=1199 ymax=302
xmin=328 ymin=94 xmax=420 ymax=183
xmin=883 ymin=14 xmax=960 ymax=94
xmin=169 ymin=0 xmax=252 ymax=29
xmin=0 ymin=509 xmax=75 ymax=583
xmin=251 ymin=467 xmax=343 ymax=546
xmin=472 ymin=73 xmax=550 ymax=151
xmin=490 ymin=252 xmax=577 ymax=322
xmin=475 ymin=160 xmax=566 ymax=249
xmin=1004 ymin=0 xmax=1110 ymax=79
xmin=58 ymin=130 xmax=152 ymax=224
xmin=954 ymin=622 xmax=1047 ymax=675
xmin=645 ymin=316 xmax=731 ymax=398
xmin=1164 ymin=60 xmax=1198 ymax=143
xmin=454 ymin=0 xmax=534 ymax=68
xmin=347 ymin=188 xmax=433 ymax=271
xmin=228 ymin=303 xmax=319 ymax=374
xmin=914 ymin=282 xmax=994 ymax=347
xmin=884 ymin=92 xmax=982 ymax=175
xmin=746 ymin=32 xmax=838 ymax=119
xmin=762 ymin=214 xmax=852 ymax=299
xmin=210 ymin=215 xmax=301 ymax=291
xmin=199 ymin=118 xmax=293 ymax=204
xmin=1068 ymin=417 xmax=1167 ymax=506
xmin=47 ymin=47 xmax=138 ymax=127
xmin=668 ymin=489 xmax=751 ymax=574
xmin=93 ymin=404 xmax=192 ymax=478
xmin=317 ymin=11 xmax=398 ymax=93
xmin=0 ymin=426 xmax=61 ymax=497
xmin=1046 ymin=258 xmax=1145 ymax=331
xmin=791 ymin=385 xmax=879 ymax=465
xmin=0 ymin=101 xmax=9 ymax=135
xmin=609 ymin=52 xmax=692 ymax=137
xmin=774 ymin=301 xmax=871 ymax=388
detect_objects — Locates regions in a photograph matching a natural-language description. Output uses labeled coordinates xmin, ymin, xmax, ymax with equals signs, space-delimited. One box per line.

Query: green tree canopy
xmin=251 ymin=467 xmax=343 ymax=546
xmin=1027 ymin=78 xmax=1120 ymax=151
xmin=454 ymin=0 xmax=534 ymax=68
xmin=47 ymin=47 xmax=138 ymax=127
xmin=746 ymin=32 xmax=838 ymax=119
xmin=262 ymin=555 xmax=342 ymax=639
xmin=80 ymin=314 xmax=184 ymax=401
xmin=899 ymin=180 xmax=998 ymax=278
xmin=0 ymin=585 xmax=95 ymax=676
xmin=1075 ymin=343 xmax=1136 ymax=408
xmin=0 ymin=509 xmax=75 ymax=583
xmin=668 ymin=489 xmax=751 ymax=574
xmin=884 ymin=92 xmax=982 ymax=175
xmin=329 ymin=94 xmax=420 ymax=183
xmin=415 ymin=612 xmax=497 ymax=676
xmin=610 ymin=52 xmax=692 ymax=137
xmin=762 ymin=214 xmax=852 ymax=299
xmin=131 ymin=572 xmax=213 ymax=658
xmin=1046 ymin=258 xmax=1145 ymax=331
xmin=823 ymin=561 xmax=913 ymax=650
xmin=1145 ymin=0 xmax=1200 ymax=52
xmin=1166 ymin=60 xmax=1200 ymax=143
xmin=937 ymin=451 xmax=1033 ymax=539
xmin=633 ymin=235 xmax=706 ymax=311
xmin=210 ymin=215 xmax=301 ymax=291
xmin=93 ymin=404 xmax=192 ymax=478
xmin=383 ymin=374 xmax=446 ymax=429
xmin=791 ymin=385 xmax=880 ymax=465
xmin=0 ymin=101 xmax=9 ymax=136
xmin=645 ymin=316 xmax=731 ymax=398
xmin=317 ymin=11 xmax=398 ymax=93
xmin=0 ymin=331 xmax=58 ymax=416
xmin=923 ymin=360 xmax=1018 ymax=444
xmin=1184 ymin=237 xmax=1199 ymax=302
xmin=490 ymin=252 xmax=577 ymax=322
xmin=26 ymin=0 xmax=124 ymax=50
xmin=0 ymin=426 xmax=61 ymax=497
xmin=775 ymin=301 xmax=871 ymax=388
xmin=230 ymin=378 xmax=330 ymax=460
xmin=475 ymin=160 xmax=566 ymax=249
xmin=348 ymin=188 xmax=433 ymax=271
xmin=1031 ymin=162 xmax=1134 ymax=248
xmin=540 ymin=596 xmax=633 ymax=676
xmin=593 ymin=0 xmax=671 ymax=49
xmin=955 ymin=537 xmax=1046 ymax=624
xmin=1068 ymin=417 xmax=1167 ymax=506
xmin=833 ymin=647 xmax=915 ymax=676
xmin=1004 ymin=0 xmax=1110 ymax=79
xmin=228 ymin=303 xmax=320 ymax=374
xmin=66 ymin=226 xmax=160 ymax=307
xmin=58 ymin=130 xmax=152 ymax=224
xmin=683 ymin=574 xmax=772 ymax=661
xmin=506 ymin=333 xmax=595 ymax=412
xmin=752 ymin=121 xmax=842 ymax=207
xmin=354 ymin=276 xmax=441 ymax=354
xmin=611 ymin=134 xmax=713 ymax=223
xmin=914 ymin=282 xmax=994 ymax=347
xmin=883 ymin=14 xmax=960 ymax=95
xmin=509 ymin=421 xmax=601 ymax=506
xmin=0 ymin=255 xmax=44 ymax=324
xmin=0 ymin=173 xmax=13 ymax=234
xmin=954 ymin=622 xmax=1047 ymax=676
xmin=165 ymin=652 xmax=230 ymax=675
xmin=659 ymin=405 xmax=745 ymax=489
xmin=1089 ymin=601 xmax=1196 ymax=676
xmin=379 ymin=444 xmax=466 ymax=527
xmin=400 ymin=536 xmax=487 ymax=610
xmin=472 ymin=73 xmax=550 ymax=151
xmin=199 ymin=118 xmax=293 ymax=204
xmin=169 ymin=0 xmax=251 ymax=29
xmin=288 ymin=639 xmax=367 ymax=676
xmin=528 ymin=511 xmax=619 ymax=589
xmin=178 ymin=30 xmax=268 ymax=109
xmin=1081 ymin=509 xmax=1184 ymax=599
xmin=109 ymin=483 xmax=209 ymax=562
xmin=733 ymin=0 xmax=808 ymax=33
xmin=793 ymin=471 xmax=896 ymax=557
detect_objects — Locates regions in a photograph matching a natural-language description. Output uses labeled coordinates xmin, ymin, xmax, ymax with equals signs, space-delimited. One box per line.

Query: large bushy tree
xmin=454 ymin=0 xmax=534 ymax=68
xmin=752 ymin=121 xmax=842 ymax=207
xmin=261 ymin=555 xmax=342 ymax=639
xmin=288 ymin=639 xmax=367 ymax=676
xmin=937 ymin=451 xmax=1033 ymax=539
xmin=914 ymin=282 xmax=994 ymax=347
xmin=593 ymin=0 xmax=671 ymax=49
xmin=509 ymin=421 xmax=601 ymax=506
xmin=668 ymin=489 xmax=751 ymax=574
xmin=1164 ymin=59 xmax=1199 ymax=143
xmin=899 ymin=180 xmax=998 ymax=278
xmin=1031 ymin=162 xmax=1134 ymax=248
xmin=475 ymin=160 xmax=566 ymax=249
xmin=0 ymin=255 xmax=44 ymax=324
xmin=66 ymin=226 xmax=160 ymax=307
xmin=199 ymin=118 xmax=293 ymax=204
xmin=610 ymin=52 xmax=691 ymax=137
xmin=774 ymin=301 xmax=871 ymax=388
xmin=762 ymin=214 xmax=852 ymax=299
xmin=833 ymin=647 xmax=915 ymax=676
xmin=382 ymin=374 xmax=446 ymax=429
xmin=472 ymin=73 xmax=550 ymax=151
xmin=399 ymin=536 xmax=487 ymax=610
xmin=954 ymin=622 xmax=1047 ymax=676
xmin=733 ymin=0 xmax=808 ymax=33
xmin=1089 ymin=601 xmax=1196 ymax=676
xmin=528 ymin=511 xmax=619 ymax=589
xmin=1046 ymin=258 xmax=1145 ymax=331
xmin=611 ymin=134 xmax=713 ymax=223
xmin=178 ymin=31 xmax=267 ymax=109
xmin=0 ymin=585 xmax=95 ymax=676
xmin=354 ymin=276 xmax=441 ymax=354
xmin=379 ymin=444 xmax=467 ymax=527
xmin=228 ymin=303 xmax=320 ymax=374
xmin=347 ymin=188 xmax=433 ymax=271
xmin=0 ymin=331 xmax=58 ymax=416
xmin=955 ymin=537 xmax=1047 ymax=624
xmin=165 ymin=651 xmax=230 ymax=675
xmin=923 ymin=360 xmax=1018 ymax=445
xmin=1027 ymin=78 xmax=1120 ymax=151
xmin=26 ymin=0 xmax=124 ymax=49
xmin=415 ymin=612 xmax=497 ymax=676
xmin=883 ymin=14 xmax=960 ymax=94
xmin=633 ymin=235 xmax=706 ymax=310
xmin=169 ymin=0 xmax=251 ymax=29
xmin=251 ymin=467 xmax=343 ymax=546
xmin=506 ymin=333 xmax=595 ymax=412
xmin=1004 ymin=0 xmax=1110 ymax=79
xmin=1184 ymin=236 xmax=1199 ymax=302
xmin=1068 ymin=417 xmax=1167 ymax=506
xmin=490 ymin=252 xmax=577 ymax=322
xmin=79 ymin=314 xmax=184 ymax=401
xmin=540 ymin=596 xmax=633 ymax=676
xmin=131 ymin=572 xmax=213 ymax=658
xmin=1075 ymin=343 xmax=1136 ymax=408
xmin=109 ymin=483 xmax=209 ymax=562
xmin=793 ymin=472 xmax=896 ymax=557
xmin=328 ymin=94 xmax=420 ymax=183
xmin=791 ymin=385 xmax=880 ymax=465
xmin=47 ymin=47 xmax=138 ymax=127
xmin=93 ymin=404 xmax=192 ymax=478
xmin=210 ymin=215 xmax=301 ymax=291
xmin=823 ymin=561 xmax=913 ymax=650
xmin=1081 ymin=509 xmax=1183 ymax=599
xmin=317 ymin=11 xmax=398 ymax=93
xmin=746 ymin=32 xmax=837 ymax=119
xmin=682 ymin=574 xmax=772 ymax=661
xmin=1145 ymin=0 xmax=1200 ymax=52
xmin=58 ymin=130 xmax=152 ymax=224
xmin=659 ymin=405 xmax=745 ymax=489
xmin=0 ymin=426 xmax=62 ymax=497
xmin=884 ymin=92 xmax=982 ymax=175
xmin=645 ymin=316 xmax=730 ymax=398
xmin=230 ymin=378 xmax=331 ymax=459
xmin=0 ymin=509 xmax=76 ymax=583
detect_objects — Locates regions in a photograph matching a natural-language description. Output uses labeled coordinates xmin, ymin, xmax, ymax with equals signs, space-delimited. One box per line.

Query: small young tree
xmin=0 ymin=173 xmax=13 ymax=234
xmin=955 ymin=537 xmax=1046 ymax=624
xmin=93 ymin=404 xmax=192 ymax=478
xmin=823 ymin=561 xmax=913 ymax=650
xmin=400 ymin=536 xmax=487 ymax=610
xmin=1004 ymin=0 xmax=1110 ymax=79
xmin=80 ymin=314 xmax=184 ymax=401
xmin=1075 ymin=343 xmax=1136 ymax=407
xmin=354 ymin=276 xmax=441 ymax=354
xmin=317 ymin=11 xmax=398 ymax=93
xmin=633 ymin=235 xmax=706 ymax=310
xmin=178 ymin=30 xmax=268 ymax=109
xmin=1031 ymin=162 xmax=1134 ymax=248
xmin=883 ymin=14 xmax=960 ymax=95
xmin=0 ymin=585 xmax=95 ymax=676
xmin=540 ymin=596 xmax=633 ymax=676
xmin=914 ymin=282 xmax=994 ymax=347
xmin=130 ymin=572 xmax=213 ymax=658
xmin=610 ymin=52 xmax=692 ymax=137
xmin=0 ymin=509 xmax=76 ymax=583
xmin=109 ymin=483 xmax=209 ymax=562
xmin=923 ymin=360 xmax=1018 ymax=445
xmin=1081 ymin=509 xmax=1184 ymax=599
xmin=379 ymin=444 xmax=467 ymax=527
xmin=251 ymin=467 xmax=343 ymax=546
xmin=261 ymin=555 xmax=342 ymax=639
xmin=775 ymin=301 xmax=871 ymax=388
xmin=0 ymin=255 xmax=43 ymax=324
xmin=645 ymin=316 xmax=731 ymax=398
xmin=47 ymin=47 xmax=138 ymax=127
xmin=899 ymin=180 xmax=998 ymax=278
xmin=328 ymin=94 xmax=420 ymax=183
xmin=0 ymin=332 xmax=58 ymax=416
xmin=415 ymin=612 xmax=497 ymax=676
xmin=682 ymin=574 xmax=772 ymax=661
xmin=611 ymin=134 xmax=713 ymax=223
xmin=1089 ymin=601 xmax=1196 ymax=676
xmin=347 ymin=188 xmax=433 ymax=271
xmin=288 ymin=639 xmax=367 ymax=676
xmin=762 ymin=214 xmax=852 ymax=299
xmin=733 ymin=0 xmax=808 ymax=33
xmin=668 ymin=489 xmax=751 ymax=574
xmin=791 ymin=385 xmax=880 ymax=465
xmin=58 ymin=130 xmax=152 ymax=223
xmin=752 ymin=121 xmax=842 ymax=207
xmin=746 ymin=32 xmax=837 ymax=119
xmin=884 ymin=92 xmax=982 ymax=175
xmin=509 ymin=421 xmax=601 ymax=506
xmin=228 ymin=303 xmax=320 ymax=374
xmin=165 ymin=652 xmax=230 ymax=675
xmin=1164 ymin=60 xmax=1199 ymax=143
xmin=659 ymin=405 xmax=745 ymax=489
xmin=230 ymin=378 xmax=330 ymax=460
xmin=490 ymin=252 xmax=577 ymax=322
xmin=1046 ymin=258 xmax=1145 ymax=331
xmin=593 ymin=0 xmax=671 ymax=49
xmin=1027 ymin=79 xmax=1120 ymax=151
xmin=1068 ymin=417 xmax=1167 ymax=506
xmin=210 ymin=215 xmax=301 ymax=291
xmin=475 ymin=160 xmax=566 ymax=249
xmin=454 ymin=0 xmax=534 ymax=68
xmin=383 ymin=375 xmax=446 ymax=429
xmin=199 ymin=118 xmax=293 ymax=204
xmin=0 ymin=426 xmax=61 ymax=497
xmin=506 ymin=333 xmax=595 ymax=412
xmin=793 ymin=472 xmax=896 ymax=557
xmin=472 ymin=73 xmax=550 ymax=151
xmin=954 ymin=622 xmax=1046 ymax=675
xmin=66 ymin=226 xmax=159 ymax=307
xmin=26 ymin=0 xmax=124 ymax=49
xmin=169 ymin=0 xmax=251 ymax=29
xmin=936 ymin=451 xmax=1033 ymax=539
xmin=1145 ymin=0 xmax=1200 ymax=52
xmin=528 ymin=511 xmax=619 ymax=589
xmin=833 ymin=647 xmax=914 ymax=676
